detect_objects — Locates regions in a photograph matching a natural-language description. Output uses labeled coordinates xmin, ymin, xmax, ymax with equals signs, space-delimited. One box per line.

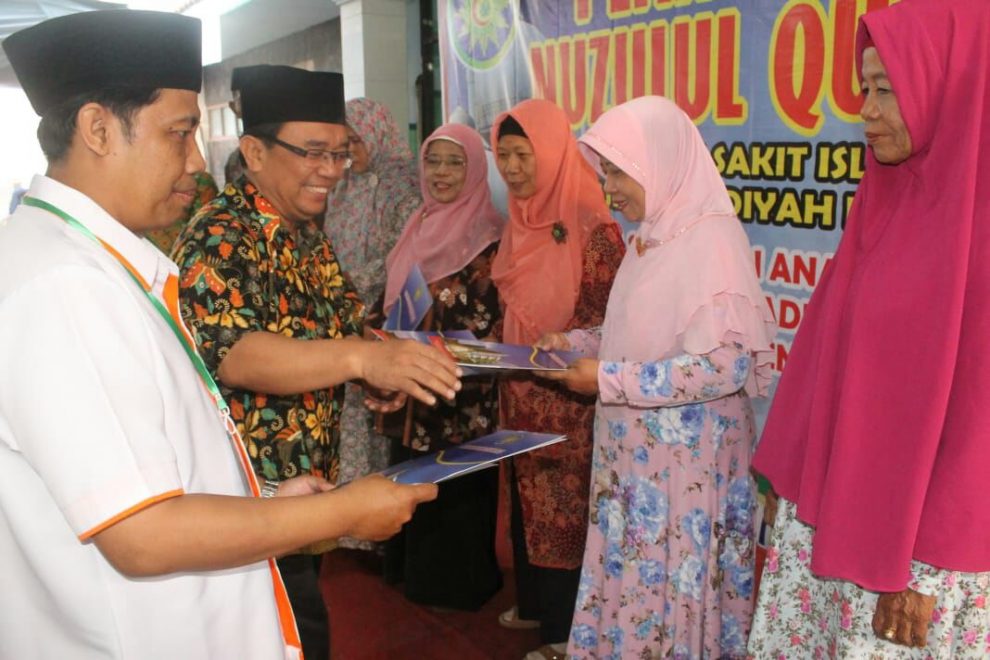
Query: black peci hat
xmin=3 ymin=9 xmax=202 ymax=116
xmin=235 ymin=65 xmax=345 ymax=130
xmin=230 ymin=66 xmax=252 ymax=93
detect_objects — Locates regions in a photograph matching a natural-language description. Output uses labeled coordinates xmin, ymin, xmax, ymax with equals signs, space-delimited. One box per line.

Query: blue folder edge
xmin=380 ymin=430 xmax=566 ymax=484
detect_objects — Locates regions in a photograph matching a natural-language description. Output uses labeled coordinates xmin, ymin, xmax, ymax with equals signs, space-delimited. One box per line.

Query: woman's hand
xmin=534 ymin=332 xmax=571 ymax=351
xmin=872 ymin=588 xmax=937 ymax=648
xmin=543 ymin=358 xmax=600 ymax=395
xmin=363 ymin=386 xmax=408 ymax=414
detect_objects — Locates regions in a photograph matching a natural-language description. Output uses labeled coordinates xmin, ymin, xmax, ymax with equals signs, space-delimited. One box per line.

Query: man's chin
xmin=144 ymin=210 xmax=186 ymax=234
xmin=304 ymin=203 xmax=329 ymax=221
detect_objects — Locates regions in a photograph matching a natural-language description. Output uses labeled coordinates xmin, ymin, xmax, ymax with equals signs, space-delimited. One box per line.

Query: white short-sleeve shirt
xmin=0 ymin=176 xmax=293 ymax=659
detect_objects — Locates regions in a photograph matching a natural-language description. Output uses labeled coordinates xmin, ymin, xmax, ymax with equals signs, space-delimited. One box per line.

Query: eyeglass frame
xmin=269 ymin=136 xmax=353 ymax=169
xmin=422 ymin=155 xmax=467 ymax=171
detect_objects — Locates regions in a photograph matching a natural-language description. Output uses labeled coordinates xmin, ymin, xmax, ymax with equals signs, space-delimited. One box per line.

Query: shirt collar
xmin=27 ymin=174 xmax=176 ymax=295
xmin=239 ymin=177 xmax=321 ymax=242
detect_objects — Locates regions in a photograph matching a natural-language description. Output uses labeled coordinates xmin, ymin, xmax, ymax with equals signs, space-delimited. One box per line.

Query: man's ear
xmin=74 ymin=103 xmax=118 ymax=157
xmin=239 ymin=135 xmax=267 ymax=173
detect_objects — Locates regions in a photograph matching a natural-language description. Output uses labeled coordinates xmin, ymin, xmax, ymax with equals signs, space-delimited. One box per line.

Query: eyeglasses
xmin=423 ymin=156 xmax=467 ymax=171
xmin=271 ymin=136 xmax=352 ymax=169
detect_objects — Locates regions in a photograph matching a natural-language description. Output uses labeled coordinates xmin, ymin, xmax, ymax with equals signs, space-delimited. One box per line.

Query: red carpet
xmin=320 ymin=527 xmax=768 ymax=659
xmin=321 ymin=549 xmax=539 ymax=660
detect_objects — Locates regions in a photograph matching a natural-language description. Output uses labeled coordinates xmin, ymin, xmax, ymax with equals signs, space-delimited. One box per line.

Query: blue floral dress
xmin=566 ymin=334 xmax=757 ymax=660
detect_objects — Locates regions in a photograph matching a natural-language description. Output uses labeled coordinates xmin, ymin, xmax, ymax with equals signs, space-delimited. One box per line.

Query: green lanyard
xmin=22 ymin=196 xmax=233 ymax=420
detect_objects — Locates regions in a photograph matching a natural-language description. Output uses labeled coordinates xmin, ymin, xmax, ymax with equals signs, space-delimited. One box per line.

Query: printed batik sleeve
xmin=598 ymin=343 xmax=752 ymax=408
xmin=174 ymin=217 xmax=267 ymax=376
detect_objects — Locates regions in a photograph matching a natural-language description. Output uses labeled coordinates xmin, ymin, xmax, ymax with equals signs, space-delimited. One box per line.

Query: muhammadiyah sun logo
xmin=448 ymin=0 xmax=515 ymax=71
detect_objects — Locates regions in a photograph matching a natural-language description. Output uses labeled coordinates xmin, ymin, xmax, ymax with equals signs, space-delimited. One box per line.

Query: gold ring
xmin=884 ymin=627 xmax=896 ymax=640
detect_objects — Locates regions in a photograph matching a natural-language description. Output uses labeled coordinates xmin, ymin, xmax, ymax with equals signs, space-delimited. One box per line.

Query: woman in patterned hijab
xmin=323 ymin=98 xmax=422 ymax=538
xmin=324 ymin=98 xmax=421 ymax=305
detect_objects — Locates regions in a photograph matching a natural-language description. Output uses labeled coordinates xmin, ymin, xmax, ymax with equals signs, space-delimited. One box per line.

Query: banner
xmin=439 ymin=0 xmax=893 ymax=420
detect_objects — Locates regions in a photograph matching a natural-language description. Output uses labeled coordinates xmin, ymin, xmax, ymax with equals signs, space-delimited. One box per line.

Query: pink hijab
xmin=578 ymin=96 xmax=774 ymax=393
xmin=383 ymin=124 xmax=504 ymax=312
xmin=490 ymin=99 xmax=613 ymax=344
xmin=753 ymin=0 xmax=990 ymax=591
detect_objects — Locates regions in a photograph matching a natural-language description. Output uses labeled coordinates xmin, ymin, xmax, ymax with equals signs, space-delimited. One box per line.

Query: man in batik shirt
xmin=172 ymin=65 xmax=460 ymax=660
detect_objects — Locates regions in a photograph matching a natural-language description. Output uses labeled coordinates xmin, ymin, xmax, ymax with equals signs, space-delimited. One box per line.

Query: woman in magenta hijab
xmin=749 ymin=0 xmax=990 ymax=655
xmin=540 ymin=95 xmax=774 ymax=658
xmin=376 ymin=123 xmax=505 ymax=610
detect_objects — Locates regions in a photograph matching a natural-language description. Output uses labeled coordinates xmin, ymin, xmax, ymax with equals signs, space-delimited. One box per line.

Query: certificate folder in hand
xmin=383 ymin=264 xmax=431 ymax=331
xmin=369 ymin=329 xmax=582 ymax=372
xmin=380 ymin=430 xmax=566 ymax=484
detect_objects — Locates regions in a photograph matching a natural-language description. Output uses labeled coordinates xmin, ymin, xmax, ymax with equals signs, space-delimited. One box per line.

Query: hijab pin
xmin=551 ymin=221 xmax=568 ymax=244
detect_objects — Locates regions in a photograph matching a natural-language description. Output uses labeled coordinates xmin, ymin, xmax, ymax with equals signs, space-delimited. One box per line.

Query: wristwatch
xmin=260 ymin=479 xmax=280 ymax=498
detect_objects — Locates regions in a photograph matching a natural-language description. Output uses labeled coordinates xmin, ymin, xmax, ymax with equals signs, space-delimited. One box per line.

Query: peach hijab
xmin=578 ymin=96 xmax=774 ymax=394
xmin=490 ymin=99 xmax=612 ymax=343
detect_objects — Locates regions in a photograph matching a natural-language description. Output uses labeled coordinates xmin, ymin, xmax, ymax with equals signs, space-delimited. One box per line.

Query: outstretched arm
xmin=93 ymin=475 xmax=437 ymax=577
xmin=546 ymin=343 xmax=752 ymax=406
xmin=218 ymin=333 xmax=460 ymax=406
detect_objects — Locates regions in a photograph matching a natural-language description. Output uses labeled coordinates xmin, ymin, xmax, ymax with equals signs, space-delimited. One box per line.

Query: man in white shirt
xmin=0 ymin=10 xmax=449 ymax=659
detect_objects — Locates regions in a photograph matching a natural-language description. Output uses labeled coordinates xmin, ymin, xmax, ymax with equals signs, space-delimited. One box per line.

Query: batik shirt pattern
xmin=173 ymin=177 xmax=364 ymax=483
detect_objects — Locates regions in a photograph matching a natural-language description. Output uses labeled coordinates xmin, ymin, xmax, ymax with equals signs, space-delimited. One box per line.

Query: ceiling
xmin=0 ymin=0 xmax=339 ymax=87
xmin=218 ymin=0 xmax=338 ymax=61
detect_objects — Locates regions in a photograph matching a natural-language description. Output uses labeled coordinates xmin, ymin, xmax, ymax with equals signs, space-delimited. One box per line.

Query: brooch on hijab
xmin=634 ymin=236 xmax=652 ymax=257
xmin=635 ymin=217 xmax=711 ymax=256
xmin=551 ymin=222 xmax=568 ymax=244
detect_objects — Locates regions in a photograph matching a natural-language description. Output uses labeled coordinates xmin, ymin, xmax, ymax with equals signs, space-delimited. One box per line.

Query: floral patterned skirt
xmin=748 ymin=498 xmax=990 ymax=659
xmin=568 ymin=394 xmax=757 ymax=660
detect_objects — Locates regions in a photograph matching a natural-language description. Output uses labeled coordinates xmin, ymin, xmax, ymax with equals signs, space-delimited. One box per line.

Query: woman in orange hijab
xmin=491 ymin=99 xmax=624 ymax=659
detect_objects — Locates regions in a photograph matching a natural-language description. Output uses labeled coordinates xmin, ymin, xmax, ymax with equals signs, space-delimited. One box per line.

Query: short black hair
xmin=498 ymin=115 xmax=527 ymax=140
xmin=238 ymin=121 xmax=284 ymax=167
xmin=37 ymin=86 xmax=161 ymax=162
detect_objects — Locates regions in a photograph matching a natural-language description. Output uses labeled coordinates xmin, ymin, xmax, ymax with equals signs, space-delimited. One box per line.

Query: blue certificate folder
xmin=380 ymin=430 xmax=566 ymax=484
xmin=369 ymin=329 xmax=582 ymax=371
xmin=383 ymin=264 xmax=432 ymax=331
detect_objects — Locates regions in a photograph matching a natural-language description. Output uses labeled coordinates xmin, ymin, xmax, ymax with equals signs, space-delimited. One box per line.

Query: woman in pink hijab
xmin=491 ymin=99 xmax=625 ymax=660
xmin=540 ymin=96 xmax=773 ymax=659
xmin=749 ymin=0 xmax=990 ymax=655
xmin=376 ymin=123 xmax=505 ymax=611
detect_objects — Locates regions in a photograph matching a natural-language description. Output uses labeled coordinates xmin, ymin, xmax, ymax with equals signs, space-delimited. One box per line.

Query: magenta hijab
xmin=383 ymin=124 xmax=504 ymax=312
xmin=753 ymin=0 xmax=990 ymax=591
xmin=578 ymin=96 xmax=773 ymax=392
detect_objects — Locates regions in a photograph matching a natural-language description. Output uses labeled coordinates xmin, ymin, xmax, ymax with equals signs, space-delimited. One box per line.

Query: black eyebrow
xmin=172 ymin=115 xmax=200 ymax=129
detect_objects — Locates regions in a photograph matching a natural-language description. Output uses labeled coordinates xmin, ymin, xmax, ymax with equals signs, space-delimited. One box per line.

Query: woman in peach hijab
xmin=491 ymin=99 xmax=625 ymax=660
